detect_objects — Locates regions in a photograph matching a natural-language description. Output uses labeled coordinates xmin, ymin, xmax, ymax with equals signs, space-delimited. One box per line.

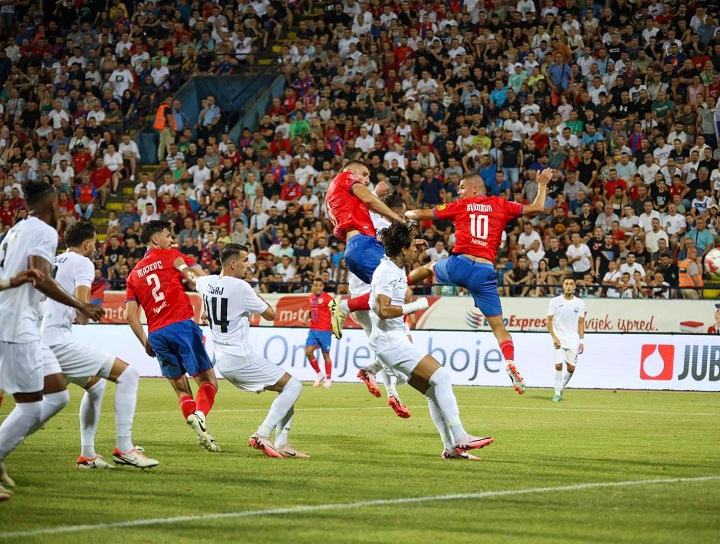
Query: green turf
xmin=0 ymin=380 xmax=718 ymax=543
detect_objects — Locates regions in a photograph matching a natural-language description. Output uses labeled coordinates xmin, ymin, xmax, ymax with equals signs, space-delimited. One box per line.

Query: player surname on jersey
xmin=466 ymin=203 xmax=494 ymax=213
xmin=136 ymin=261 xmax=163 ymax=278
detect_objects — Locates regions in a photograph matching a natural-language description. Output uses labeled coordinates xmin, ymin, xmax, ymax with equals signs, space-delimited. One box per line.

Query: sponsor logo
xmin=436 ymin=204 xmax=447 ymax=211
xmin=639 ymin=344 xmax=674 ymax=380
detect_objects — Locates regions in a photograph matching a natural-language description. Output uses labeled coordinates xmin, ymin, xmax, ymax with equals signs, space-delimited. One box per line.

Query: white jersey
xmin=350 ymin=206 xmax=391 ymax=297
xmin=369 ymin=257 xmax=408 ymax=338
xmin=41 ymin=251 xmax=94 ymax=346
xmin=0 ymin=217 xmax=58 ymax=343
xmin=548 ymin=295 xmax=586 ymax=349
xmin=195 ymin=274 xmax=268 ymax=365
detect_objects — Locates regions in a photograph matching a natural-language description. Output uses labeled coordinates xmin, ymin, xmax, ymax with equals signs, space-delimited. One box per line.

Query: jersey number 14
xmin=469 ymin=213 xmax=489 ymax=239
xmin=204 ymin=296 xmax=230 ymax=333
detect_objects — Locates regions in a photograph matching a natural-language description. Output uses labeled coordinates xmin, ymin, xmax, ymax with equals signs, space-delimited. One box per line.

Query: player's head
xmin=562 ymin=277 xmax=576 ymax=297
xmin=140 ymin=220 xmax=173 ymax=249
xmin=23 ymin=180 xmax=57 ymax=224
xmin=342 ymin=160 xmax=370 ymax=185
xmin=382 ymin=193 xmax=406 ymax=215
xmin=65 ymin=221 xmax=97 ymax=258
xmin=380 ymin=221 xmax=415 ymax=264
xmin=457 ymin=173 xmax=486 ymax=199
xmin=220 ymin=243 xmax=249 ymax=278
xmin=311 ymin=277 xmax=325 ymax=295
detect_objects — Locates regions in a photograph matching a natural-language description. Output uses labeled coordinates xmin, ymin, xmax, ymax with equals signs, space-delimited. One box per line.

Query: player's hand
xmin=537 ymin=168 xmax=554 ymax=185
xmin=78 ymin=302 xmax=104 ymax=322
xmin=552 ymin=337 xmax=561 ymax=349
xmin=174 ymin=257 xmax=186 ymax=270
xmin=413 ymin=238 xmax=429 ymax=251
xmin=10 ymin=268 xmax=45 ymax=287
xmin=404 ymin=210 xmax=421 ymax=221
xmin=414 ymin=297 xmax=429 ymax=311
xmin=578 ymin=342 xmax=584 ymax=354
xmin=404 ymin=219 xmax=418 ymax=230
xmin=144 ymin=342 xmax=156 ymax=357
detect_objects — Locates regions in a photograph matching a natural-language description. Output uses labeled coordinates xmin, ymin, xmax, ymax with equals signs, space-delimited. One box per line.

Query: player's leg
xmin=353 ymin=310 xmax=382 ymax=396
xmin=0 ymin=342 xmax=46 ymax=494
xmin=304 ymin=332 xmax=324 ymax=386
xmin=319 ymin=331 xmax=333 ymax=387
xmin=76 ymin=376 xmax=110 ymax=467
xmin=27 ymin=346 xmax=70 ymax=436
xmin=552 ymin=352 xmax=564 ymax=402
xmin=562 ymin=356 xmax=577 ymax=394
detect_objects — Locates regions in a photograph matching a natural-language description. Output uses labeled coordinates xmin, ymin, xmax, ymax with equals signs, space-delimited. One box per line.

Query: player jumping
xmin=547 ymin=277 xmax=586 ymax=402
xmin=125 ymin=220 xmax=220 ymax=452
xmin=405 ymin=169 xmax=554 ymax=394
xmin=41 ymin=222 xmax=158 ymax=469
xmin=370 ymin=222 xmax=493 ymax=460
xmin=196 ymin=244 xmax=308 ymax=458
xmin=302 ymin=277 xmax=334 ymax=388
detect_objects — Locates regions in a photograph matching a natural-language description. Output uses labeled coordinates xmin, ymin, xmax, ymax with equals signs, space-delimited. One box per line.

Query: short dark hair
xmin=312 ymin=277 xmax=325 ymax=285
xmin=22 ymin=180 xmax=54 ymax=206
xmin=220 ymin=243 xmax=248 ymax=265
xmin=64 ymin=221 xmax=96 ymax=247
xmin=140 ymin=220 xmax=172 ymax=245
xmin=382 ymin=194 xmax=405 ymax=211
xmin=379 ymin=221 xmax=413 ymax=258
xmin=342 ymin=159 xmax=369 ymax=172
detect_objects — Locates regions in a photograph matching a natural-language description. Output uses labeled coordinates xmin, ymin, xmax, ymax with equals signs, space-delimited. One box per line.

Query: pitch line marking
xmin=17 ymin=404 xmax=720 ymax=418
xmin=1 ymin=475 xmax=718 ymax=539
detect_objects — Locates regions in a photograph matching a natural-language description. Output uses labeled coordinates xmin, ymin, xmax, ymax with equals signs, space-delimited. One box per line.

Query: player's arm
xmin=350 ymin=183 xmax=405 ymax=224
xmin=404 ymin=208 xmax=436 ymax=221
xmin=522 ymin=168 xmax=552 ymax=214
xmin=0 ymin=268 xmax=44 ymax=291
xmin=301 ymin=309 xmax=310 ymax=325
xmin=578 ymin=313 xmax=585 ymax=354
xmin=125 ymin=300 xmax=155 ymax=357
xmin=74 ymin=285 xmax=92 ymax=325
xmin=174 ymin=256 xmax=206 ymax=288
xmin=547 ymin=311 xmax=560 ymax=348
xmin=375 ymin=293 xmax=429 ymax=319
xmin=28 ymin=256 xmax=103 ymax=321
xmin=256 ymin=294 xmax=275 ymax=321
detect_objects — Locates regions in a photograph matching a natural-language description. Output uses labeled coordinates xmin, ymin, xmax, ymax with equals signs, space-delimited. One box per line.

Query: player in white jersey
xmin=41 ymin=222 xmax=158 ymax=469
xmin=547 ymin=277 xmax=586 ymax=402
xmin=0 ymin=181 xmax=103 ymax=500
xmin=370 ymin=222 xmax=494 ymax=460
xmin=352 ymin=193 xmax=412 ymax=418
xmin=195 ymin=244 xmax=308 ymax=459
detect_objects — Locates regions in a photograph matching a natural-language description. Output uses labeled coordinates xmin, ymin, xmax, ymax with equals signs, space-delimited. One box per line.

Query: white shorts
xmin=217 ymin=353 xmax=286 ymax=394
xmin=0 ymin=341 xmax=61 ymax=395
xmin=48 ymin=340 xmax=115 ymax=385
xmin=554 ymin=347 xmax=578 ymax=366
xmin=371 ymin=334 xmax=424 ymax=381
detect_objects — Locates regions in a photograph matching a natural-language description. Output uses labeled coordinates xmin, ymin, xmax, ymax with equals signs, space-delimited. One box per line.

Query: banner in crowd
xmin=72 ymin=327 xmax=720 ymax=392
xmin=99 ymin=291 xmax=720 ymax=334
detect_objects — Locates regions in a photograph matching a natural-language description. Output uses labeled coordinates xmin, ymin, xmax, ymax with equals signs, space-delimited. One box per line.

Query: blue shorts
xmin=148 ymin=319 xmax=214 ymax=379
xmin=305 ymin=330 xmax=332 ymax=352
xmin=433 ymin=255 xmax=503 ymax=317
xmin=345 ymin=234 xmax=385 ymax=284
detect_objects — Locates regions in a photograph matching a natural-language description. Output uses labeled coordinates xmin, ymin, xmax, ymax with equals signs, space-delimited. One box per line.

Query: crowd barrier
xmin=73 ymin=326 xmax=720 ymax=392
xmin=98 ymin=292 xmax=720 ymax=334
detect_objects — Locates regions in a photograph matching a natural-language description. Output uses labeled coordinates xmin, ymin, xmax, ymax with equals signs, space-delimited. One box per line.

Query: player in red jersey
xmin=125 ymin=220 xmax=220 ymax=452
xmin=405 ymin=169 xmax=554 ymax=394
xmin=324 ymin=160 xmax=423 ymax=339
xmin=301 ymin=278 xmax=335 ymax=388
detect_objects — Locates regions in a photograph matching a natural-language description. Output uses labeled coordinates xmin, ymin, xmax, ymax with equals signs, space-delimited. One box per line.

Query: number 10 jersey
xmin=195 ymin=274 xmax=269 ymax=364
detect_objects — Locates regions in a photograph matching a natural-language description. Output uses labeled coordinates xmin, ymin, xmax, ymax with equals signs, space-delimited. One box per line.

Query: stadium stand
xmin=1 ymin=0 xmax=720 ymax=300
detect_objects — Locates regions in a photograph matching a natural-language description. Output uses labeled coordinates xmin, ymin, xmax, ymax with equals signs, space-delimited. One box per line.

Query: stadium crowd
xmin=1 ymin=0 xmax=720 ymax=301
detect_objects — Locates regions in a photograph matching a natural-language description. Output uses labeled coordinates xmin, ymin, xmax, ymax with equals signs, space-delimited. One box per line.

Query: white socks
xmin=339 ymin=299 xmax=350 ymax=313
xmin=114 ymin=365 xmax=139 ymax=453
xmin=378 ymin=369 xmax=398 ymax=398
xmin=426 ymin=367 xmax=466 ymax=443
xmin=554 ymin=369 xmax=563 ymax=394
xmin=0 ymin=401 xmax=42 ymax=462
xmin=257 ymin=377 xmax=302 ymax=437
xmin=427 ymin=396 xmax=454 ymax=450
xmin=274 ymin=409 xmax=294 ymax=449
xmin=363 ymin=360 xmax=383 ymax=374
xmin=28 ymin=390 xmax=70 ymax=435
xmin=80 ymin=380 xmax=107 ymax=459
xmin=563 ymin=371 xmax=574 ymax=389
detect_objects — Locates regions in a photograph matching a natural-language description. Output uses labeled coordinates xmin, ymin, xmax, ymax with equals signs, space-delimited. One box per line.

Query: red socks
xmin=348 ymin=292 xmax=371 ymax=312
xmin=195 ymin=383 xmax=217 ymax=416
xmin=499 ymin=340 xmax=515 ymax=361
xmin=179 ymin=394 xmax=196 ymax=419
xmin=308 ymin=357 xmax=321 ymax=374
xmin=325 ymin=360 xmax=333 ymax=380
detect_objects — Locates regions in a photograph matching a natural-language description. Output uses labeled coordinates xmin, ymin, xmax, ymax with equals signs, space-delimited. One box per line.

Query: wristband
xmin=401 ymin=297 xmax=429 ymax=315
xmin=0 ymin=277 xmax=9 ymax=290
xmin=178 ymin=264 xmax=189 ymax=272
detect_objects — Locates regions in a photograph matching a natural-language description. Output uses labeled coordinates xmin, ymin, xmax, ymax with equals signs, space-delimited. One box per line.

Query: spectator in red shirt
xmin=72 ymin=143 xmax=92 ymax=176
xmin=90 ymin=157 xmax=113 ymax=210
xmin=280 ymin=173 xmax=303 ymax=201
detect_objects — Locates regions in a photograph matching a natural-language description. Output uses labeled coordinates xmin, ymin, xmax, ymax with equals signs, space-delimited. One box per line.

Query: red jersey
xmin=324 ymin=171 xmax=375 ymax=240
xmin=308 ymin=291 xmax=333 ymax=331
xmin=433 ymin=196 xmax=523 ymax=261
xmin=125 ymin=248 xmax=197 ymax=333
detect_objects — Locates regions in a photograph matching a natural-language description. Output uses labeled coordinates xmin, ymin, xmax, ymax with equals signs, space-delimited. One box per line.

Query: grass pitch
xmin=0 ymin=380 xmax=718 ymax=543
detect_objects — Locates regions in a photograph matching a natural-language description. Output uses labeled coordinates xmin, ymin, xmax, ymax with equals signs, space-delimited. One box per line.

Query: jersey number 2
xmin=146 ymin=273 xmax=165 ymax=303
xmin=469 ymin=213 xmax=489 ymax=239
